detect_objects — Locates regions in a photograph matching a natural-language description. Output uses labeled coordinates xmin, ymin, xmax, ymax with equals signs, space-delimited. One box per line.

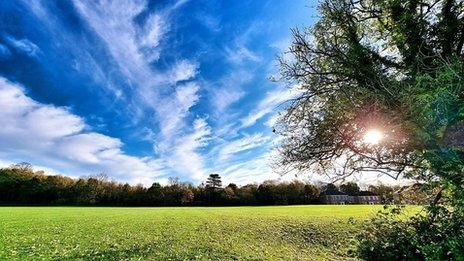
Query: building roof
xmin=321 ymin=190 xmax=347 ymax=196
xmin=358 ymin=190 xmax=378 ymax=196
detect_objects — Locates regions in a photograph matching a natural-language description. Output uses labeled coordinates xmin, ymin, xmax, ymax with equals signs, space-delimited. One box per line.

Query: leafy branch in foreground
xmin=276 ymin=0 xmax=464 ymax=259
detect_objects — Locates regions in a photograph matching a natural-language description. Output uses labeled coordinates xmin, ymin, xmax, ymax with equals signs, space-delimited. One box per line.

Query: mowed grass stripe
xmin=0 ymin=205 xmax=382 ymax=260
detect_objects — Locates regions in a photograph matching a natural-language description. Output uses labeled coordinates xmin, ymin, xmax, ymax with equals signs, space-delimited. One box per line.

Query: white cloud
xmin=219 ymin=152 xmax=280 ymax=185
xmin=264 ymin=113 xmax=281 ymax=128
xmin=4 ymin=36 xmax=40 ymax=57
xmin=168 ymin=60 xmax=199 ymax=83
xmin=0 ymin=77 xmax=165 ymax=185
xmin=71 ymin=0 xmax=201 ymax=128
xmin=72 ymin=0 xmax=197 ymax=104
xmin=225 ymin=44 xmax=260 ymax=64
xmin=218 ymin=134 xmax=270 ymax=161
xmin=137 ymin=13 xmax=165 ymax=61
xmin=26 ymin=0 xmax=128 ymax=100
xmin=72 ymin=0 xmax=163 ymax=88
xmin=241 ymin=86 xmax=301 ymax=128
xmin=211 ymin=88 xmax=245 ymax=113
xmin=270 ymin=37 xmax=291 ymax=52
xmin=0 ymin=159 xmax=13 ymax=169
xmin=197 ymin=13 xmax=221 ymax=32
xmin=170 ymin=0 xmax=190 ymax=11
xmin=156 ymin=82 xmax=200 ymax=140
xmin=224 ymin=22 xmax=262 ymax=65
xmin=168 ymin=118 xmax=212 ymax=180
xmin=209 ymin=70 xmax=252 ymax=113
xmin=28 ymin=1 xmax=198 ymax=112
xmin=57 ymin=133 xmax=121 ymax=164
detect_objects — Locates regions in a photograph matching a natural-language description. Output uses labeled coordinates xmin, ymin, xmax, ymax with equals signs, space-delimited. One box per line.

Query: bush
xmin=357 ymin=206 xmax=464 ymax=261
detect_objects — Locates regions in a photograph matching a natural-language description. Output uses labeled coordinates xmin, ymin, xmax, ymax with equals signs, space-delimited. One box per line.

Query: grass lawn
xmin=0 ymin=205 xmax=383 ymax=260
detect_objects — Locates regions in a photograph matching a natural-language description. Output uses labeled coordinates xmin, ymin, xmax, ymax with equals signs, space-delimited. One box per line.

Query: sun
xmin=363 ymin=129 xmax=383 ymax=145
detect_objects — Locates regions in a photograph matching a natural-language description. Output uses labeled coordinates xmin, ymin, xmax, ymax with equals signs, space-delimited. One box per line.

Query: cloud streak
xmin=241 ymin=86 xmax=301 ymax=128
xmin=4 ymin=36 xmax=40 ymax=57
xmin=218 ymin=134 xmax=270 ymax=161
xmin=168 ymin=118 xmax=212 ymax=180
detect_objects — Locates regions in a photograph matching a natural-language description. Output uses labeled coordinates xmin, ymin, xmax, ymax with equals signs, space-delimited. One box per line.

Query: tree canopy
xmin=277 ymin=0 xmax=464 ymax=258
xmin=277 ymin=0 xmax=463 ymax=197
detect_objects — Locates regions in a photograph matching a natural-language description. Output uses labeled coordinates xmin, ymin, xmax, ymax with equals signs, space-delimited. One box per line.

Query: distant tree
xmin=339 ymin=182 xmax=360 ymax=196
xmin=10 ymin=162 xmax=33 ymax=173
xmin=226 ymin=183 xmax=238 ymax=192
xmin=147 ymin=182 xmax=164 ymax=205
xmin=324 ymin=183 xmax=338 ymax=193
xmin=368 ymin=184 xmax=395 ymax=204
xmin=131 ymin=184 xmax=147 ymax=205
xmin=205 ymin=174 xmax=222 ymax=189
xmin=220 ymin=187 xmax=237 ymax=205
xmin=0 ymin=162 xmax=407 ymax=207
xmin=286 ymin=181 xmax=305 ymax=204
xmin=168 ymin=177 xmax=181 ymax=186
xmin=303 ymin=184 xmax=320 ymax=203
xmin=181 ymin=188 xmax=194 ymax=205
xmin=258 ymin=180 xmax=277 ymax=205
xmin=237 ymin=184 xmax=258 ymax=205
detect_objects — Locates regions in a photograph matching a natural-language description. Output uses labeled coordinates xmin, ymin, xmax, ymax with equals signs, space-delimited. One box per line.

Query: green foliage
xmin=277 ymin=0 xmax=464 ymax=258
xmin=0 ymin=206 xmax=382 ymax=260
xmin=407 ymin=61 xmax=464 ymax=142
xmin=0 ymin=166 xmax=323 ymax=206
xmin=368 ymin=184 xmax=395 ymax=203
xmin=205 ymin=173 xmax=222 ymax=189
xmin=340 ymin=182 xmax=360 ymax=196
xmin=358 ymin=206 xmax=464 ymax=260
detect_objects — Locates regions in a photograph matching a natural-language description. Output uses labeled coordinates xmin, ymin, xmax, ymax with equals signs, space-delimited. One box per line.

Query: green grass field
xmin=0 ymin=205 xmax=383 ymax=260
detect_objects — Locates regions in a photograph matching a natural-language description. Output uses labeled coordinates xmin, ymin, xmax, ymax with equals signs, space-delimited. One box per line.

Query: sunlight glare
xmin=363 ymin=129 xmax=383 ymax=145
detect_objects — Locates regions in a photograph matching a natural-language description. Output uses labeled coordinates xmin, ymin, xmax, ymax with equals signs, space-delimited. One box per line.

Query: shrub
xmin=357 ymin=206 xmax=464 ymax=261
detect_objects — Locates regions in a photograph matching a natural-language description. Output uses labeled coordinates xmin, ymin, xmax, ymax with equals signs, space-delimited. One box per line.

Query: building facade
xmin=320 ymin=191 xmax=380 ymax=204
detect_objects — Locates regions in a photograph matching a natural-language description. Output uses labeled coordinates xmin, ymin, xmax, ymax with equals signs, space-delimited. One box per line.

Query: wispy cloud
xmin=241 ymin=86 xmax=300 ymax=128
xmin=197 ymin=13 xmax=221 ymax=32
xmin=0 ymin=77 xmax=165 ymax=185
xmin=209 ymin=70 xmax=252 ymax=113
xmin=168 ymin=60 xmax=199 ymax=83
xmin=24 ymin=0 xmax=126 ymax=101
xmin=219 ymin=151 xmax=281 ymax=185
xmin=168 ymin=118 xmax=212 ymax=180
xmin=224 ymin=22 xmax=262 ymax=65
xmin=211 ymin=87 xmax=244 ymax=113
xmin=156 ymin=82 xmax=200 ymax=141
xmin=218 ymin=133 xmax=270 ymax=161
xmin=4 ymin=36 xmax=40 ymax=57
xmin=72 ymin=0 xmax=197 ymax=100
xmin=71 ymin=0 xmax=210 ymax=179
xmin=137 ymin=12 xmax=166 ymax=61
xmin=225 ymin=44 xmax=260 ymax=64
xmin=72 ymin=0 xmax=164 ymax=89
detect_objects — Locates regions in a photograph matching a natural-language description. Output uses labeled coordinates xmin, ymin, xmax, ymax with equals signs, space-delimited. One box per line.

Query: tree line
xmin=0 ymin=163 xmax=424 ymax=206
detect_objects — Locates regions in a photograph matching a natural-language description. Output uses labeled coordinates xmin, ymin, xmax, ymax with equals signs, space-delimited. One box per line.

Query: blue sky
xmin=0 ymin=0 xmax=318 ymax=185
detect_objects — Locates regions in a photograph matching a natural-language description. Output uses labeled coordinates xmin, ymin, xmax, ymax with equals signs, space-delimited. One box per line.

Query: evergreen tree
xmin=205 ymin=174 xmax=222 ymax=189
